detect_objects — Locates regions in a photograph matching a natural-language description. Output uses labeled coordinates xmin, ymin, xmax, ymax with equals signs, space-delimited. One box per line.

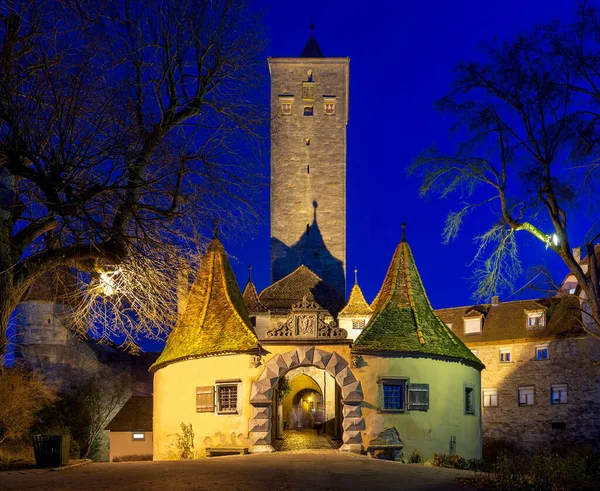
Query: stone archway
xmin=249 ymin=346 xmax=364 ymax=453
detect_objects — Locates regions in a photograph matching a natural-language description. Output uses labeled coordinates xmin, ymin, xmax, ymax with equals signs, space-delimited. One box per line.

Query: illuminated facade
xmin=151 ymin=31 xmax=483 ymax=461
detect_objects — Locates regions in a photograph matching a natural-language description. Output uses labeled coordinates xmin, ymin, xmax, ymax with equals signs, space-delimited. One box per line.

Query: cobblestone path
xmin=275 ymin=430 xmax=336 ymax=451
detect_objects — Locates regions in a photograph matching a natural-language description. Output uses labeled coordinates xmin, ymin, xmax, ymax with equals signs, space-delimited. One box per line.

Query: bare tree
xmin=0 ymin=0 xmax=267 ymax=356
xmin=0 ymin=366 xmax=56 ymax=445
xmin=410 ymin=3 xmax=600 ymax=337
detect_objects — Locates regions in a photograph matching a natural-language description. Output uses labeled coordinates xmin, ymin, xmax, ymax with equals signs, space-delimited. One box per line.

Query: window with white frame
xmin=464 ymin=317 xmax=482 ymax=334
xmin=499 ymin=348 xmax=512 ymax=363
xmin=483 ymin=388 xmax=498 ymax=407
xmin=518 ymin=386 xmax=534 ymax=406
xmin=536 ymin=345 xmax=549 ymax=361
xmin=526 ymin=311 xmax=545 ymax=329
xmin=132 ymin=432 xmax=145 ymax=441
xmin=465 ymin=386 xmax=475 ymax=414
xmin=551 ymin=384 xmax=567 ymax=404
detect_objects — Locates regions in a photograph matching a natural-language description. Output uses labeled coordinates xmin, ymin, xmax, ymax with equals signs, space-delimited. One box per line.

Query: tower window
xmin=306 ymin=224 xmax=310 ymax=236
xmin=305 ymin=138 xmax=310 ymax=146
xmin=304 ymin=106 xmax=313 ymax=116
xmin=307 ymin=164 xmax=310 ymax=174
xmin=307 ymin=69 xmax=313 ymax=82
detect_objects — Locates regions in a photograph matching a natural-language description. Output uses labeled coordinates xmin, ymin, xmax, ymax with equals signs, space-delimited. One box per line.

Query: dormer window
xmin=463 ymin=317 xmax=482 ymax=334
xmin=526 ymin=310 xmax=545 ymax=329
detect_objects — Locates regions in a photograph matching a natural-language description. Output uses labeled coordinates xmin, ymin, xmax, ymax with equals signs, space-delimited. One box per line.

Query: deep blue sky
xmin=224 ymin=0 xmax=584 ymax=311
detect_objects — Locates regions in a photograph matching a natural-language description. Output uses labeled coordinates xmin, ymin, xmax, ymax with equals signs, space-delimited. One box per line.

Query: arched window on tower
xmin=306 ymin=224 xmax=310 ymax=236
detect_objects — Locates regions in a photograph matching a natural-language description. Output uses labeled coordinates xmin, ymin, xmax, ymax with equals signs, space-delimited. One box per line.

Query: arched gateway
xmin=249 ymin=346 xmax=364 ymax=453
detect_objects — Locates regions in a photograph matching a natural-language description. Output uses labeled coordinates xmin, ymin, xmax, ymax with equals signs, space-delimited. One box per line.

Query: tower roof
xmin=300 ymin=24 xmax=324 ymax=57
xmin=22 ymin=267 xmax=80 ymax=304
xmin=259 ymin=265 xmax=344 ymax=315
xmin=353 ymin=230 xmax=483 ymax=369
xmin=243 ymin=278 xmax=268 ymax=314
xmin=150 ymin=238 xmax=260 ymax=372
xmin=339 ymin=283 xmax=372 ymax=317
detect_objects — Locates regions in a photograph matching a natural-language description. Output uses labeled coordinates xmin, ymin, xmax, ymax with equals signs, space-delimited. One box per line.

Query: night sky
xmin=223 ymin=0 xmax=584 ymax=312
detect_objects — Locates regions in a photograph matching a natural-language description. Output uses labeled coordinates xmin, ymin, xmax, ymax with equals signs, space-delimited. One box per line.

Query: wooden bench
xmin=205 ymin=447 xmax=248 ymax=457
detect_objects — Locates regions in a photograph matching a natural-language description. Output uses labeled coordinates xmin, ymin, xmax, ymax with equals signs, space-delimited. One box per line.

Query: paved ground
xmin=275 ymin=430 xmax=337 ymax=451
xmin=0 ymin=452 xmax=478 ymax=491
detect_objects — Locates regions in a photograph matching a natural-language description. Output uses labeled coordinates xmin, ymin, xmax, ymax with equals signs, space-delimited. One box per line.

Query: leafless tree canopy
xmin=0 ymin=0 xmax=267 ymax=354
xmin=410 ymin=2 xmax=600 ymax=336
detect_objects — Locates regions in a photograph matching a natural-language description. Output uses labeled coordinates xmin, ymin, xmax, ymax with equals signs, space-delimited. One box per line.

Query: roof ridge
xmin=259 ymin=264 xmax=322 ymax=297
xmin=435 ymin=297 xmax=553 ymax=311
xmin=403 ymin=244 xmax=424 ymax=345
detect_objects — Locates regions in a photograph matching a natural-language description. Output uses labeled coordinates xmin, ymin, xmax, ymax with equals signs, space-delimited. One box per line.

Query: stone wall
xmin=269 ymin=58 xmax=349 ymax=296
xmin=469 ymin=337 xmax=600 ymax=452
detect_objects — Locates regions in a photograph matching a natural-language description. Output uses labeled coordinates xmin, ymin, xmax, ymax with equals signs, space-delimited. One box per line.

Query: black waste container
xmin=32 ymin=435 xmax=70 ymax=467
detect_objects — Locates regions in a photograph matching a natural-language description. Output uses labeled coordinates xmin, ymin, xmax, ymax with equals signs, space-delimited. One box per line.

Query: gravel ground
xmin=0 ymin=451 xmax=479 ymax=491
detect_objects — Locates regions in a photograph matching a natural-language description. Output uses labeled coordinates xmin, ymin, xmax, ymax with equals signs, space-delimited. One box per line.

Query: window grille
xmin=352 ymin=319 xmax=365 ymax=329
xmin=383 ymin=383 xmax=404 ymax=410
xmin=217 ymin=385 xmax=238 ymax=413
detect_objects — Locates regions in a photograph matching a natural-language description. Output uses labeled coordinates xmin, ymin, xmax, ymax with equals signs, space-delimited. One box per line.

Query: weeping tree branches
xmin=410 ymin=2 xmax=600 ymax=337
xmin=0 ymin=0 xmax=267 ymax=355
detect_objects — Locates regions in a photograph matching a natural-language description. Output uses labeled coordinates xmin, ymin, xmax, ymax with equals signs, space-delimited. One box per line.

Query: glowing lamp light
xmin=97 ymin=269 xmax=120 ymax=296
xmin=552 ymin=234 xmax=560 ymax=246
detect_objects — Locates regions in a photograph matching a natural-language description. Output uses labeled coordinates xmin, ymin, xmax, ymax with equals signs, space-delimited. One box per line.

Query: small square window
xmin=352 ymin=319 xmax=365 ymax=330
xmin=483 ymin=388 xmax=498 ymax=407
xmin=379 ymin=378 xmax=406 ymax=411
xmin=536 ymin=345 xmax=549 ymax=361
xmin=499 ymin=348 xmax=511 ymax=363
xmin=132 ymin=432 xmax=145 ymax=441
xmin=217 ymin=384 xmax=238 ymax=414
xmin=304 ymin=106 xmax=314 ymax=116
xmin=465 ymin=386 xmax=475 ymax=414
xmin=464 ymin=317 xmax=482 ymax=334
xmin=527 ymin=311 xmax=545 ymax=329
xmin=551 ymin=384 xmax=567 ymax=404
xmin=518 ymin=387 xmax=534 ymax=406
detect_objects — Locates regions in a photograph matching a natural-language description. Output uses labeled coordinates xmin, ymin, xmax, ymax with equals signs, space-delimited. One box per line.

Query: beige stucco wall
xmin=110 ymin=432 xmax=153 ymax=461
xmin=153 ymin=345 xmax=481 ymax=460
xmin=355 ymin=355 xmax=482 ymax=460
xmin=153 ymin=353 xmax=261 ymax=460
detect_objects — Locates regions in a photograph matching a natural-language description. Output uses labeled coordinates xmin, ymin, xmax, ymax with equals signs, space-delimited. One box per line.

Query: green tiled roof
xmin=150 ymin=238 xmax=260 ymax=372
xmin=353 ymin=235 xmax=484 ymax=369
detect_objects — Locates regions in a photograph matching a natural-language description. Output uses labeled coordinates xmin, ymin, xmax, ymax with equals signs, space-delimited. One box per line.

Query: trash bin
xmin=32 ymin=435 xmax=70 ymax=467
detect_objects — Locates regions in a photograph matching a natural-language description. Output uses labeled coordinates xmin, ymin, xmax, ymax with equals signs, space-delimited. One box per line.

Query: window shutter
xmin=408 ymin=383 xmax=429 ymax=411
xmin=196 ymin=386 xmax=215 ymax=413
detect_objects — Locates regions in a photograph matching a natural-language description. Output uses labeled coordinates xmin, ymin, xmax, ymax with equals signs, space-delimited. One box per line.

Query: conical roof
xmin=353 ymin=231 xmax=483 ymax=369
xmin=243 ymin=279 xmax=268 ymax=314
xmin=340 ymin=283 xmax=372 ymax=317
xmin=150 ymin=238 xmax=260 ymax=372
xmin=300 ymin=25 xmax=324 ymax=57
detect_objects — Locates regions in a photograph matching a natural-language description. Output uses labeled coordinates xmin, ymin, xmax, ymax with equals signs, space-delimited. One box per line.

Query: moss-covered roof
xmin=353 ymin=234 xmax=484 ymax=369
xmin=242 ymin=280 xmax=268 ymax=314
xmin=150 ymin=238 xmax=260 ymax=372
xmin=339 ymin=283 xmax=372 ymax=317
xmin=258 ymin=265 xmax=344 ymax=315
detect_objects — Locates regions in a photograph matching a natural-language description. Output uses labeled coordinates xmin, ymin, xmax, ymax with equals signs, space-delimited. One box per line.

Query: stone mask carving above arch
xmin=249 ymin=346 xmax=364 ymax=453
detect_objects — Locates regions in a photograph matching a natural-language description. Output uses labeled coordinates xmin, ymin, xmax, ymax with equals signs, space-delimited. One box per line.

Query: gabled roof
xmin=353 ymin=231 xmax=483 ymax=369
xmin=258 ymin=265 xmax=344 ymax=315
xmin=150 ymin=238 xmax=260 ymax=372
xmin=105 ymin=396 xmax=152 ymax=432
xmin=339 ymin=283 xmax=372 ymax=317
xmin=436 ymin=297 xmax=583 ymax=344
xmin=243 ymin=280 xmax=268 ymax=314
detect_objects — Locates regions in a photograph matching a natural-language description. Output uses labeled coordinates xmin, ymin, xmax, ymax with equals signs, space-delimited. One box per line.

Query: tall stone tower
xmin=269 ymin=28 xmax=349 ymax=296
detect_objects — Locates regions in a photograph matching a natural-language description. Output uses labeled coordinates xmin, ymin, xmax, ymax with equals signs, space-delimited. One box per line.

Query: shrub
xmin=409 ymin=449 xmax=422 ymax=464
xmin=113 ymin=454 xmax=153 ymax=462
xmin=170 ymin=423 xmax=194 ymax=459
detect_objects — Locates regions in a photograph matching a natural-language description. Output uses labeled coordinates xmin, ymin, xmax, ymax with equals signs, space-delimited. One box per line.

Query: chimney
xmin=572 ymin=247 xmax=582 ymax=263
xmin=492 ymin=296 xmax=500 ymax=307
